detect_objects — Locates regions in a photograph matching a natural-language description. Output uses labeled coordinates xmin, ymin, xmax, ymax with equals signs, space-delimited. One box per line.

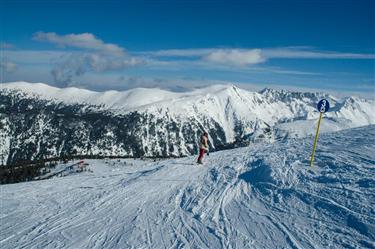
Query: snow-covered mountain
xmin=1 ymin=126 xmax=374 ymax=248
xmin=1 ymin=81 xmax=374 ymax=165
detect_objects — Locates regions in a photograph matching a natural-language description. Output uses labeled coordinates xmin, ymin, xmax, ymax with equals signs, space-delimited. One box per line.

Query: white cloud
xmin=141 ymin=48 xmax=215 ymax=57
xmin=0 ymin=62 xmax=17 ymax=72
xmin=262 ymin=47 xmax=375 ymax=59
xmin=0 ymin=42 xmax=14 ymax=49
xmin=31 ymin=32 xmax=146 ymax=85
xmin=6 ymin=36 xmax=375 ymax=91
xmin=203 ymin=49 xmax=265 ymax=66
xmin=3 ymin=48 xmax=146 ymax=86
xmin=33 ymin=32 xmax=125 ymax=55
xmin=3 ymin=50 xmax=67 ymax=64
xmin=143 ymin=47 xmax=375 ymax=63
xmin=51 ymin=53 xmax=144 ymax=86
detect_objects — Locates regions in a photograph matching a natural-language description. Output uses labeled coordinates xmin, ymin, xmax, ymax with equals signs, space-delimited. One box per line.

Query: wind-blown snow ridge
xmin=1 ymin=126 xmax=374 ymax=248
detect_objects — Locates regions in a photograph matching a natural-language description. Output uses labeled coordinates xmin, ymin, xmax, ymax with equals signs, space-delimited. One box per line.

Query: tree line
xmin=0 ymin=154 xmax=185 ymax=184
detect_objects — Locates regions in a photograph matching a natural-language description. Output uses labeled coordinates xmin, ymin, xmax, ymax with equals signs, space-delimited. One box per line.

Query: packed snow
xmin=1 ymin=126 xmax=374 ymax=249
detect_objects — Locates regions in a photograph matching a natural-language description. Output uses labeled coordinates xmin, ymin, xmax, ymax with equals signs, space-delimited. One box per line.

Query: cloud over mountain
xmin=51 ymin=53 xmax=144 ymax=86
xmin=203 ymin=49 xmax=265 ymax=66
xmin=2 ymin=33 xmax=374 ymax=92
xmin=0 ymin=61 xmax=17 ymax=73
xmin=33 ymin=32 xmax=144 ymax=86
xmin=33 ymin=32 xmax=125 ymax=55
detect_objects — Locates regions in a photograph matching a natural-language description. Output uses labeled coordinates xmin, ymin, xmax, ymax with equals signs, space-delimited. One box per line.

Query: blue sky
xmin=0 ymin=0 xmax=374 ymax=96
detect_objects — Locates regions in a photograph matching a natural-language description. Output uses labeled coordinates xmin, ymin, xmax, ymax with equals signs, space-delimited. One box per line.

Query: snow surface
xmin=1 ymin=126 xmax=374 ymax=249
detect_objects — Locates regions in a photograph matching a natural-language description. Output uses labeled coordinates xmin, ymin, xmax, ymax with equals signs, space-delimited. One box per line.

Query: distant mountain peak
xmin=1 ymin=81 xmax=374 ymax=165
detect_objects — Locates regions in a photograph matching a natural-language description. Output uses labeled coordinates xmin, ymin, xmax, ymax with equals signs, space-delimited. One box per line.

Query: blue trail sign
xmin=310 ymin=99 xmax=330 ymax=166
xmin=317 ymin=99 xmax=330 ymax=113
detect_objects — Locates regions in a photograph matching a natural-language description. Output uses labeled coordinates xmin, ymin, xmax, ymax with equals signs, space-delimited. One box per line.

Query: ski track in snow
xmin=1 ymin=126 xmax=375 ymax=249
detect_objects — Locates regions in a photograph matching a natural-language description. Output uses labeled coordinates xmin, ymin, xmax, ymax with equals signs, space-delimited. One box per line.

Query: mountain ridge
xmin=1 ymin=82 xmax=374 ymax=165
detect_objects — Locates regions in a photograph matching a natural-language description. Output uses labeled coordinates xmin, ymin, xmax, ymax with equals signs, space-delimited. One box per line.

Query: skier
xmin=197 ymin=131 xmax=209 ymax=164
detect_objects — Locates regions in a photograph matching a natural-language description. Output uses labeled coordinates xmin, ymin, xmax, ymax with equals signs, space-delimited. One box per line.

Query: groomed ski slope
xmin=1 ymin=126 xmax=374 ymax=249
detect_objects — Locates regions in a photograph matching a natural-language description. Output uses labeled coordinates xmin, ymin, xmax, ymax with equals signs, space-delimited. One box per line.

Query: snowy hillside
xmin=2 ymin=81 xmax=374 ymax=129
xmin=1 ymin=81 xmax=374 ymax=165
xmin=1 ymin=126 xmax=374 ymax=249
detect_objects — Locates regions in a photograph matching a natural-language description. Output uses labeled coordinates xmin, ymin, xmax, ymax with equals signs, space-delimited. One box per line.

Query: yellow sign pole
xmin=310 ymin=112 xmax=323 ymax=166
